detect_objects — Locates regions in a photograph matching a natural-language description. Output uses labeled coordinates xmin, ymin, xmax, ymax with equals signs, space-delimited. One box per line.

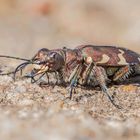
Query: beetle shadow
xmin=73 ymin=75 xmax=140 ymax=102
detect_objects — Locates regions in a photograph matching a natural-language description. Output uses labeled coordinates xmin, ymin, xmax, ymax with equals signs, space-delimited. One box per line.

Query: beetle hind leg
xmin=113 ymin=65 xmax=134 ymax=82
xmin=133 ymin=64 xmax=140 ymax=75
xmin=93 ymin=66 xmax=121 ymax=109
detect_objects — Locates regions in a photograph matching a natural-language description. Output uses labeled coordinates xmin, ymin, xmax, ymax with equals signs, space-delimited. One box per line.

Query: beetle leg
xmin=32 ymin=72 xmax=46 ymax=83
xmin=113 ymin=65 xmax=134 ymax=82
xmin=78 ymin=62 xmax=94 ymax=85
xmin=68 ymin=65 xmax=78 ymax=82
xmin=93 ymin=66 xmax=121 ymax=109
xmin=46 ymin=72 xmax=50 ymax=84
xmin=68 ymin=64 xmax=83 ymax=99
xmin=57 ymin=69 xmax=66 ymax=85
xmin=133 ymin=64 xmax=140 ymax=74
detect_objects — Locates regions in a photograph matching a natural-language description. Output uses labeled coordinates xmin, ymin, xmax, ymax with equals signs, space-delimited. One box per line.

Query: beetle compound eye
xmin=50 ymin=52 xmax=57 ymax=58
xmin=47 ymin=52 xmax=59 ymax=63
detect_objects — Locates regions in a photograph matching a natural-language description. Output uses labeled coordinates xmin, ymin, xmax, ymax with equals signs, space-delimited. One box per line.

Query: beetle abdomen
xmin=77 ymin=45 xmax=140 ymax=66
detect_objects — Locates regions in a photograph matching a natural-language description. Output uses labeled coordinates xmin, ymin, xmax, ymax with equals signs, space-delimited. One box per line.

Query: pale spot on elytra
xmin=86 ymin=57 xmax=93 ymax=64
xmin=118 ymin=50 xmax=128 ymax=65
xmin=138 ymin=57 xmax=140 ymax=62
xmin=98 ymin=54 xmax=110 ymax=64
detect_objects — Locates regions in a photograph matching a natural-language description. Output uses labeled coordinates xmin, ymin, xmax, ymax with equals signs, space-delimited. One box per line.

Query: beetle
xmin=13 ymin=45 xmax=140 ymax=109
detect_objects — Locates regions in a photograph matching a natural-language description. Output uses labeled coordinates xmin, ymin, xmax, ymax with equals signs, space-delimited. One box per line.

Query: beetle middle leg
xmin=68 ymin=64 xmax=83 ymax=99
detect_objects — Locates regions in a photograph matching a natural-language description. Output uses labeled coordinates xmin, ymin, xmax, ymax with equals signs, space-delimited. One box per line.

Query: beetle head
xmin=31 ymin=50 xmax=65 ymax=76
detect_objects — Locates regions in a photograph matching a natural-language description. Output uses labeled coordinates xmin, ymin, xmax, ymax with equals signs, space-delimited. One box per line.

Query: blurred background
xmin=0 ymin=0 xmax=140 ymax=58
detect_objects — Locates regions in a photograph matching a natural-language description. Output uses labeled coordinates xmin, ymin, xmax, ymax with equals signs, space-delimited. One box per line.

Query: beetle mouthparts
xmin=33 ymin=65 xmax=49 ymax=76
xmin=32 ymin=64 xmax=42 ymax=70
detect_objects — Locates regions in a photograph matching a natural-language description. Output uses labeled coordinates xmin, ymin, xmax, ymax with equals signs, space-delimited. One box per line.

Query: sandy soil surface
xmin=0 ymin=73 xmax=139 ymax=140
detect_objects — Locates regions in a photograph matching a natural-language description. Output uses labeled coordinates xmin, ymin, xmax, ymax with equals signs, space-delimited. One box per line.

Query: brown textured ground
xmin=0 ymin=74 xmax=139 ymax=140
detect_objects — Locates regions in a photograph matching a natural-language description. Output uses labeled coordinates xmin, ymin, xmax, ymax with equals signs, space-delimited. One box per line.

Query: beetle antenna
xmin=0 ymin=55 xmax=30 ymax=61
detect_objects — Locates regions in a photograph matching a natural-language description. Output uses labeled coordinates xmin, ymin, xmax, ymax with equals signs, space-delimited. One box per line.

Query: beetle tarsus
xmin=93 ymin=66 xmax=122 ymax=109
xmin=69 ymin=87 xmax=73 ymax=100
xmin=101 ymin=85 xmax=122 ymax=109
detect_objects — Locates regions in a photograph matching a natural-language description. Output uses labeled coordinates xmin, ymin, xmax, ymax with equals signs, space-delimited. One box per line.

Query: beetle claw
xmin=101 ymin=85 xmax=122 ymax=109
xmin=69 ymin=87 xmax=73 ymax=100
